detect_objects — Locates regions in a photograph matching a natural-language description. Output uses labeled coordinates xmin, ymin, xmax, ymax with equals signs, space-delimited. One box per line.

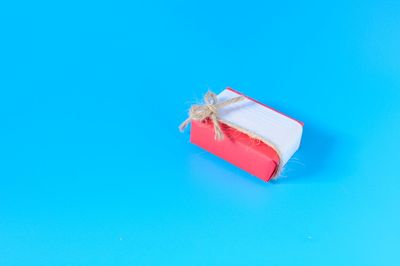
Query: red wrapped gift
xmin=180 ymin=88 xmax=303 ymax=182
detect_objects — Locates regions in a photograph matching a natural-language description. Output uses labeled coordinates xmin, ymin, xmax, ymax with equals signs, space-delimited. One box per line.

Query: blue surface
xmin=1 ymin=1 xmax=400 ymax=265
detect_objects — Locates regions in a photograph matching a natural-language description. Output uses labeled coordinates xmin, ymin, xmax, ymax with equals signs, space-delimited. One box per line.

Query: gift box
xmin=180 ymin=88 xmax=303 ymax=182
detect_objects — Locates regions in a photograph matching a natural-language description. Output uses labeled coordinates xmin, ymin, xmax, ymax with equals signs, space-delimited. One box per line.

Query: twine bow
xmin=179 ymin=91 xmax=245 ymax=140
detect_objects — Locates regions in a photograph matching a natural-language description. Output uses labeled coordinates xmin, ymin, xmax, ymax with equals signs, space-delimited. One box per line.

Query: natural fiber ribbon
xmin=179 ymin=91 xmax=283 ymax=178
xmin=179 ymin=91 xmax=245 ymax=140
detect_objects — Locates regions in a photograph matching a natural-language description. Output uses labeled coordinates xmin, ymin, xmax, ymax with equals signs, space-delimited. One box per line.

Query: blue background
xmin=1 ymin=0 xmax=400 ymax=265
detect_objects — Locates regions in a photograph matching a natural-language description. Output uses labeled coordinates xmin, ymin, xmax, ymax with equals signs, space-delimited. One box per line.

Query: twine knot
xmin=179 ymin=91 xmax=245 ymax=140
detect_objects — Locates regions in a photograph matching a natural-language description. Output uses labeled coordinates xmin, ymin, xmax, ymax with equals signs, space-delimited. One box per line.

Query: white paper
xmin=217 ymin=89 xmax=303 ymax=165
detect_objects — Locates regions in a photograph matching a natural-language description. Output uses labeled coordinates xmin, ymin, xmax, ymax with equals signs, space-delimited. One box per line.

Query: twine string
xmin=179 ymin=91 xmax=245 ymax=140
